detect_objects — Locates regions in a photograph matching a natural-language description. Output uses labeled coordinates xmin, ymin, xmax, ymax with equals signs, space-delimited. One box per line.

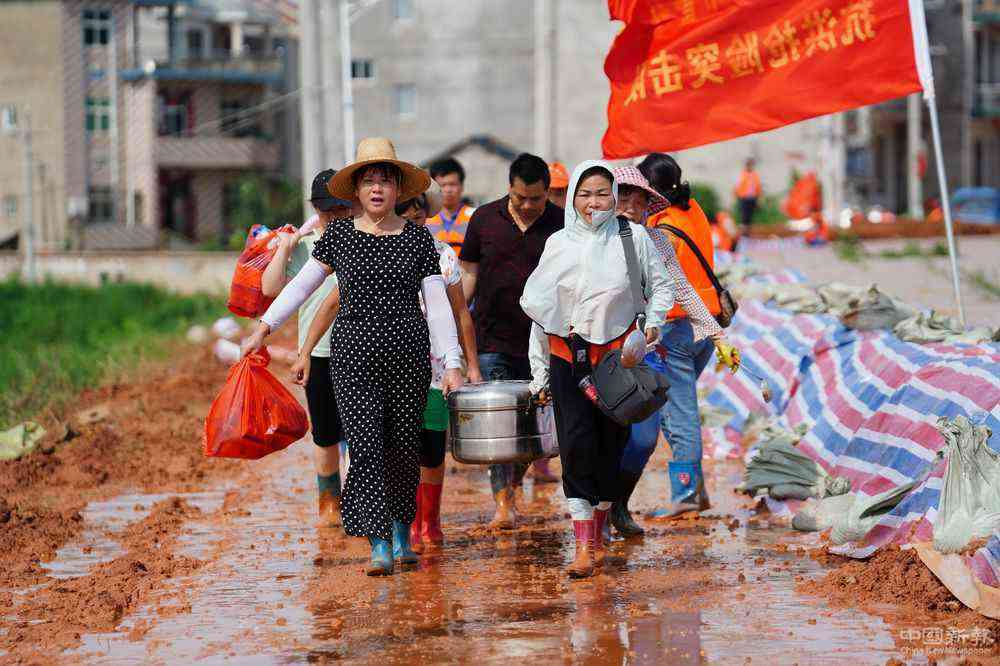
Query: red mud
xmin=0 ymin=329 xmax=294 ymax=663
xmin=801 ymin=545 xmax=1000 ymax=658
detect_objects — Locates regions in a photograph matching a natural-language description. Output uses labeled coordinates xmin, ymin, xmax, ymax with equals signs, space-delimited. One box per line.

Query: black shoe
xmin=610 ymin=470 xmax=645 ymax=538
xmin=610 ymin=501 xmax=644 ymax=537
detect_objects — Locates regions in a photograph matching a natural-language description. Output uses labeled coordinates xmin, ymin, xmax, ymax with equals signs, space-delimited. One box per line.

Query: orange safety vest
xmin=426 ymin=205 xmax=474 ymax=254
xmin=710 ymin=222 xmax=734 ymax=252
xmin=735 ymin=170 xmax=762 ymax=199
xmin=648 ymin=199 xmax=722 ymax=318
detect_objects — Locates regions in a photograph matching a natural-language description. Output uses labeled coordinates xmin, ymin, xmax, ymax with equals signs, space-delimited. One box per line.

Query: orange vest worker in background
xmin=428 ymin=157 xmax=475 ymax=253
xmin=734 ymin=158 xmax=762 ymax=236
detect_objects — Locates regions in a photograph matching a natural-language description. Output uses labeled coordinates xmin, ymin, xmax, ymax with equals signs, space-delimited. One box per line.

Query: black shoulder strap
xmin=618 ymin=217 xmax=647 ymax=331
xmin=661 ymin=224 xmax=725 ymax=295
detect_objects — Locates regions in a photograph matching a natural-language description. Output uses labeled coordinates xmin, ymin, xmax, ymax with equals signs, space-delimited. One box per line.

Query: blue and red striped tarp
xmin=698 ymin=265 xmax=1000 ymax=584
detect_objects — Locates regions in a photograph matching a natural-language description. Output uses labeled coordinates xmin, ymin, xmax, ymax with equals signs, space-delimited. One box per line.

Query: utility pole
xmin=301 ymin=0 xmax=326 ymax=191
xmin=22 ymin=109 xmax=36 ymax=283
xmin=533 ymin=0 xmax=556 ymax=159
xmin=338 ymin=0 xmax=354 ymax=165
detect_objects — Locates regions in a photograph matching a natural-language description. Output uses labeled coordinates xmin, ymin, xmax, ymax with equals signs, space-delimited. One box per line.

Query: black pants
xmin=549 ymin=355 xmax=629 ymax=505
xmin=304 ymin=356 xmax=343 ymax=447
xmin=738 ymin=197 xmax=758 ymax=229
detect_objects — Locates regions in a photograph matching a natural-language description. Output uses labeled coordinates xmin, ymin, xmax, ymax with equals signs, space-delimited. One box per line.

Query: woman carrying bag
xmin=242 ymin=138 xmax=464 ymax=576
xmin=520 ymin=161 xmax=675 ymax=579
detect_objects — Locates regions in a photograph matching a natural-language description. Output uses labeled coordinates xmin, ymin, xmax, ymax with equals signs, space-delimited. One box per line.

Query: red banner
xmin=602 ymin=0 xmax=924 ymax=158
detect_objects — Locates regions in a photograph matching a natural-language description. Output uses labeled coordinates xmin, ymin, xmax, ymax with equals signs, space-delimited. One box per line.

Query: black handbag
xmin=662 ymin=224 xmax=739 ymax=328
xmin=587 ymin=218 xmax=670 ymax=427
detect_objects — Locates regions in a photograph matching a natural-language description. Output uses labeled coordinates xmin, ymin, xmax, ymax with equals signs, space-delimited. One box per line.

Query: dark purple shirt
xmin=459 ymin=196 xmax=563 ymax=358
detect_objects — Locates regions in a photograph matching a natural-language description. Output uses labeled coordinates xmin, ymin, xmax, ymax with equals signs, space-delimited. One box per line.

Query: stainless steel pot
xmin=448 ymin=380 xmax=558 ymax=465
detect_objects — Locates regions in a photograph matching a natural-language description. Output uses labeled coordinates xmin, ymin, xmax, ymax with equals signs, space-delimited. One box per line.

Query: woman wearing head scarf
xmin=520 ymin=161 xmax=674 ymax=579
xmin=617 ymin=154 xmax=741 ymax=529
xmin=242 ymin=138 xmax=464 ymax=576
xmin=608 ymin=166 xmax=740 ymax=538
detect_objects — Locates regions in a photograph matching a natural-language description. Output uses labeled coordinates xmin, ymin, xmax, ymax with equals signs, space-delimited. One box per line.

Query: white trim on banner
xmin=908 ymin=0 xmax=936 ymax=100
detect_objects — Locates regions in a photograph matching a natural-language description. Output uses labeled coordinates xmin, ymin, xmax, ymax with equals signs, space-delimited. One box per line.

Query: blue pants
xmin=479 ymin=352 xmax=532 ymax=494
xmin=621 ymin=318 xmax=714 ymax=474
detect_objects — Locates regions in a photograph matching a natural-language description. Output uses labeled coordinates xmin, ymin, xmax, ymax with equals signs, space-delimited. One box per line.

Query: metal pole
xmin=301 ymin=0 xmax=325 ymax=184
xmin=906 ymin=93 xmax=923 ymax=219
xmin=926 ymin=95 xmax=966 ymax=326
xmin=22 ymin=110 xmax=36 ymax=283
xmin=339 ymin=0 xmax=355 ymax=165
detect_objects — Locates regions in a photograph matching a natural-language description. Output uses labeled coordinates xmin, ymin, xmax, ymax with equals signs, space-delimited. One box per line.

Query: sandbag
xmin=203 ymin=348 xmax=308 ymax=460
xmin=932 ymin=416 xmax=1000 ymax=553
xmin=893 ymin=310 xmax=1000 ymax=345
xmin=227 ymin=224 xmax=295 ymax=318
xmin=743 ymin=439 xmax=850 ymax=500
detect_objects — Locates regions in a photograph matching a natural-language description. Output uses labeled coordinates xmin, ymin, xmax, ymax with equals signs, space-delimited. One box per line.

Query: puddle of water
xmin=52 ymin=447 xmax=913 ymax=664
xmin=40 ymin=491 xmax=227 ymax=580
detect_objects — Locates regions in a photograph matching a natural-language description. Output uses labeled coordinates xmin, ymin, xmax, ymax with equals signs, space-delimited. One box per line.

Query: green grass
xmin=833 ymin=233 xmax=865 ymax=263
xmin=967 ymin=269 xmax=1000 ymax=299
xmin=0 ymin=279 xmax=227 ymax=429
xmin=878 ymin=240 xmax=949 ymax=259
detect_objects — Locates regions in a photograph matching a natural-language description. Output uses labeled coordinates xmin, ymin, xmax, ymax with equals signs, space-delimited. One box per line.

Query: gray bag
xmin=589 ymin=219 xmax=670 ymax=427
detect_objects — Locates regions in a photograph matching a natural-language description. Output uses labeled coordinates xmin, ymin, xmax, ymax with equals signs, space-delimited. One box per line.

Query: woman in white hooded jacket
xmin=520 ymin=161 xmax=674 ymax=579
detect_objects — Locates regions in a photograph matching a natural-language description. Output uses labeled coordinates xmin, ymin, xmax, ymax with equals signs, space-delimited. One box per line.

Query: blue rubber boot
xmin=366 ymin=537 xmax=394 ymax=576
xmin=650 ymin=461 xmax=709 ymax=520
xmin=392 ymin=520 xmax=419 ymax=566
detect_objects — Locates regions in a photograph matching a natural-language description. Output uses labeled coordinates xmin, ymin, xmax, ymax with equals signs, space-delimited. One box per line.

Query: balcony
xmin=974 ymin=0 xmax=1000 ymax=23
xmin=973 ymin=83 xmax=1000 ymax=117
xmin=156 ymin=135 xmax=279 ymax=170
xmin=122 ymin=52 xmax=283 ymax=85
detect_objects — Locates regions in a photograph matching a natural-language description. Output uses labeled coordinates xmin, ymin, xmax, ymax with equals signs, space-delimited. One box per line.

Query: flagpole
xmin=926 ymin=96 xmax=966 ymax=327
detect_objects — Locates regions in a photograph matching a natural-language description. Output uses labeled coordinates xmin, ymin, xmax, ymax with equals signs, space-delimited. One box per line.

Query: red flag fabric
xmin=603 ymin=0 xmax=925 ymax=158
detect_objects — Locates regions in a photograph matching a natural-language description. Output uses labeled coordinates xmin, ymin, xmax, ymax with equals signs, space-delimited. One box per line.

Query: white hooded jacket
xmin=519 ymin=160 xmax=675 ymax=391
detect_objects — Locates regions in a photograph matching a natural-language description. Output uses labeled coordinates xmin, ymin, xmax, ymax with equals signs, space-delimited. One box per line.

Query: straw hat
xmin=327 ymin=137 xmax=431 ymax=202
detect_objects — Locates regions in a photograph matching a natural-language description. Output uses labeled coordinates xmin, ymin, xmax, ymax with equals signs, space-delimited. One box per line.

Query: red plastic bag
xmin=227 ymin=224 xmax=296 ymax=318
xmin=203 ymin=348 xmax=308 ymax=459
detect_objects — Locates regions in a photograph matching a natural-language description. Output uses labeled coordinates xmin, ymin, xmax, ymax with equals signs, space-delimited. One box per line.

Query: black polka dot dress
xmin=312 ymin=217 xmax=440 ymax=541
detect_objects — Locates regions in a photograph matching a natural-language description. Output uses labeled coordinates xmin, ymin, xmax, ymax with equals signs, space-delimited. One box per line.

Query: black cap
xmin=309 ymin=169 xmax=352 ymax=211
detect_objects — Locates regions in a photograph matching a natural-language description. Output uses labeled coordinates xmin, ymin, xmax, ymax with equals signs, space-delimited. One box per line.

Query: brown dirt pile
xmin=0 ymin=497 xmax=84 ymax=588
xmin=2 ymin=497 xmax=204 ymax=659
xmin=802 ymin=545 xmax=1000 ymax=652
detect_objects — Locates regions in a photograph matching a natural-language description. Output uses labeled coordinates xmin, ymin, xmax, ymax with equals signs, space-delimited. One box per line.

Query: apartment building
xmin=848 ymin=0 xmax=1000 ymax=213
xmin=0 ymin=0 xmax=296 ymax=250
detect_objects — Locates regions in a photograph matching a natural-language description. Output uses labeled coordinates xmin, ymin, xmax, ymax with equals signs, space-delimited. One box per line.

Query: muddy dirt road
xmin=2 ymin=339 xmax=998 ymax=664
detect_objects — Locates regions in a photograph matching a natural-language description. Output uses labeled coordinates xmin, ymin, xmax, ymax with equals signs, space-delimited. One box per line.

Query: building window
xmin=394 ymin=83 xmax=416 ymax=117
xmin=88 ymin=187 xmax=114 ymax=223
xmin=393 ymin=0 xmax=415 ymax=20
xmin=3 ymin=195 xmax=17 ymax=218
xmin=186 ymin=30 xmax=204 ymax=59
xmin=0 ymin=105 xmax=16 ymax=132
xmin=86 ymin=97 xmax=111 ymax=133
xmin=220 ymin=99 xmax=262 ymax=137
xmin=351 ymin=59 xmax=375 ymax=80
xmin=82 ymin=8 xmax=112 ymax=46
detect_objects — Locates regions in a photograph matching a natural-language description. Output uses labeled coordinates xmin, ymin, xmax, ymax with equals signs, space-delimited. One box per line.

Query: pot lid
xmin=446 ymin=380 xmax=534 ymax=411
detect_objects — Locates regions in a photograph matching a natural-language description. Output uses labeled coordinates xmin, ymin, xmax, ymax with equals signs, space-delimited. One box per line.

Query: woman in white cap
xmin=242 ymin=138 xmax=464 ymax=576
xmin=394 ymin=185 xmax=482 ymax=551
xmin=520 ymin=161 xmax=675 ymax=579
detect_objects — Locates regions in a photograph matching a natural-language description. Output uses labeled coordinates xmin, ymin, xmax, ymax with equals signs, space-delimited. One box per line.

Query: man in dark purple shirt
xmin=459 ymin=153 xmax=563 ymax=530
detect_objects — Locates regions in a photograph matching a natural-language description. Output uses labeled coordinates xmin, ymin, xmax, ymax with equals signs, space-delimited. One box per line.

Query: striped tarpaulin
xmin=698 ymin=267 xmax=1000 ymax=583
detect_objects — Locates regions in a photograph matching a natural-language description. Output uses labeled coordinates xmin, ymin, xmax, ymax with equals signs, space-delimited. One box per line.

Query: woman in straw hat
xmin=243 ymin=138 xmax=464 ymax=576
xmin=394 ymin=184 xmax=482 ymax=552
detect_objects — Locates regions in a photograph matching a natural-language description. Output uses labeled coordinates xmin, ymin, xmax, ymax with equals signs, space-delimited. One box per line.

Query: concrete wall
xmin=0 ymin=251 xmax=238 ymax=294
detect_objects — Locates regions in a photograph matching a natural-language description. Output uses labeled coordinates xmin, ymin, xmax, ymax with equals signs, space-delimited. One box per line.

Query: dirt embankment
xmin=0 ymin=329 xmax=296 ymax=662
xmin=802 ymin=546 xmax=1000 ymax=658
